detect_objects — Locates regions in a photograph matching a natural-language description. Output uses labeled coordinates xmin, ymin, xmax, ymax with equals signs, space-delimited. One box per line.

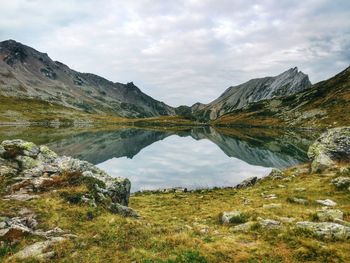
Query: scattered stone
xmin=308 ymin=127 xmax=350 ymax=173
xmin=109 ymin=203 xmax=139 ymax=218
xmin=258 ymin=218 xmax=281 ymax=229
xmin=264 ymin=194 xmax=277 ymax=200
xmin=331 ymin=177 xmax=350 ymax=189
xmin=3 ymin=192 xmax=39 ymax=201
xmin=263 ymin=203 xmax=282 ymax=209
xmin=278 ymin=184 xmax=286 ymax=188
xmin=296 ymin=221 xmax=350 ymax=240
xmin=316 ymin=199 xmax=337 ymax=207
xmin=316 ymin=207 xmax=343 ymax=222
xmin=235 ymin=176 xmax=257 ymax=189
xmin=220 ymin=211 xmax=247 ymax=225
xmin=294 ymin=187 xmax=306 ymax=192
xmin=230 ymin=221 xmax=256 ymax=232
xmin=13 ymin=237 xmax=65 ymax=260
xmin=265 ymin=169 xmax=284 ymax=180
xmin=277 ymin=216 xmax=296 ymax=223
xmin=288 ymin=197 xmax=309 ymax=205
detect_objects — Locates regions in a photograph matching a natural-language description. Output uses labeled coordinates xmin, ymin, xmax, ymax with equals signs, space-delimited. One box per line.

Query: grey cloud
xmin=0 ymin=0 xmax=349 ymax=106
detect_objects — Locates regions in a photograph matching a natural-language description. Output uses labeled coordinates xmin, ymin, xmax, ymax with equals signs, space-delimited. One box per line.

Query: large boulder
xmin=296 ymin=221 xmax=350 ymax=240
xmin=235 ymin=176 xmax=257 ymax=189
xmin=0 ymin=140 xmax=132 ymax=212
xmin=308 ymin=127 xmax=350 ymax=173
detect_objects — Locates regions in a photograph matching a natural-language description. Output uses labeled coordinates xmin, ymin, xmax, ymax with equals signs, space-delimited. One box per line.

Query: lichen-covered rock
xmin=316 ymin=199 xmax=337 ymax=207
xmin=109 ymin=203 xmax=139 ymax=218
xmin=0 ymin=145 xmax=5 ymax=157
xmin=1 ymin=139 xmax=39 ymax=158
xmin=230 ymin=221 xmax=255 ymax=232
xmin=263 ymin=203 xmax=282 ymax=209
xmin=265 ymin=168 xmax=284 ymax=180
xmin=316 ymin=208 xmax=343 ymax=222
xmin=235 ymin=176 xmax=257 ymax=189
xmin=258 ymin=218 xmax=281 ymax=229
xmin=308 ymin=127 xmax=350 ymax=173
xmin=0 ymin=140 xmax=133 ymax=215
xmin=296 ymin=221 xmax=350 ymax=240
xmin=221 ymin=211 xmax=247 ymax=225
xmin=331 ymin=177 xmax=350 ymax=189
xmin=13 ymin=237 xmax=65 ymax=260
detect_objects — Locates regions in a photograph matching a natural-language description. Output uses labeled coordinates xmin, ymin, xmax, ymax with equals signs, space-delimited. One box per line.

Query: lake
xmin=0 ymin=125 xmax=317 ymax=192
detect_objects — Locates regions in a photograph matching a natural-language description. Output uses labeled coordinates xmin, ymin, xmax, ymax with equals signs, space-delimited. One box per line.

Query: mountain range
xmin=0 ymin=39 xmax=349 ymax=128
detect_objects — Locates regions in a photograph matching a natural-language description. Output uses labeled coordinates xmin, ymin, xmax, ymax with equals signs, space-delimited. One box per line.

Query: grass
xmin=1 ymin=163 xmax=350 ymax=262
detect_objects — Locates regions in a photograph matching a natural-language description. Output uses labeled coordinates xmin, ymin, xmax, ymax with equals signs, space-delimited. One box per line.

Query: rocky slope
xmin=214 ymin=66 xmax=350 ymax=128
xmin=193 ymin=67 xmax=311 ymax=120
xmin=0 ymin=40 xmax=175 ymax=118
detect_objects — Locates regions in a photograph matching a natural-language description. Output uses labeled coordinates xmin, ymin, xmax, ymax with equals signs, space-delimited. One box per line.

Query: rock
xmin=263 ymin=203 xmax=282 ymax=209
xmin=235 ymin=176 xmax=257 ymax=189
xmin=221 ymin=211 xmax=247 ymax=225
xmin=331 ymin=177 xmax=350 ymax=189
xmin=264 ymin=194 xmax=277 ymax=199
xmin=316 ymin=208 xmax=343 ymax=222
xmin=258 ymin=218 xmax=281 ymax=229
xmin=308 ymin=127 xmax=350 ymax=173
xmin=266 ymin=169 xmax=284 ymax=180
xmin=1 ymin=139 xmax=39 ymax=158
xmin=0 ymin=145 xmax=5 ymax=157
xmin=109 ymin=203 xmax=139 ymax=218
xmin=13 ymin=237 xmax=65 ymax=260
xmin=294 ymin=187 xmax=306 ymax=192
xmin=316 ymin=199 xmax=337 ymax=207
xmin=288 ymin=197 xmax=309 ymax=205
xmin=231 ymin=221 xmax=256 ymax=232
xmin=296 ymin=221 xmax=350 ymax=240
xmin=0 ymin=140 xmax=132 ymax=209
xmin=277 ymin=217 xmax=295 ymax=223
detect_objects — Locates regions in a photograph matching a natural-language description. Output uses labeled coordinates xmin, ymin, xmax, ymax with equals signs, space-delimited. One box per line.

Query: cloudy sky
xmin=0 ymin=0 xmax=349 ymax=106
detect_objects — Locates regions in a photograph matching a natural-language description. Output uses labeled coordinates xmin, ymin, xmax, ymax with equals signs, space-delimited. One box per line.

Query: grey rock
xmin=316 ymin=208 xmax=343 ymax=222
xmin=296 ymin=221 xmax=350 ymax=240
xmin=231 ymin=221 xmax=256 ymax=232
xmin=316 ymin=199 xmax=337 ymax=207
xmin=0 ymin=145 xmax=5 ymax=157
xmin=331 ymin=176 xmax=350 ymax=189
xmin=3 ymin=193 xmax=40 ymax=201
xmin=308 ymin=127 xmax=350 ymax=173
xmin=288 ymin=197 xmax=309 ymax=205
xmin=235 ymin=176 xmax=257 ymax=189
xmin=13 ymin=237 xmax=65 ymax=260
xmin=221 ymin=211 xmax=246 ymax=225
xmin=263 ymin=203 xmax=282 ymax=209
xmin=258 ymin=218 xmax=281 ymax=229
xmin=1 ymin=139 xmax=39 ymax=158
xmin=266 ymin=168 xmax=284 ymax=180
xmin=109 ymin=203 xmax=139 ymax=218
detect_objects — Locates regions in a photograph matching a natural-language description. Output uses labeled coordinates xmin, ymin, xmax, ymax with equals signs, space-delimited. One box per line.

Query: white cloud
xmin=0 ymin=0 xmax=349 ymax=106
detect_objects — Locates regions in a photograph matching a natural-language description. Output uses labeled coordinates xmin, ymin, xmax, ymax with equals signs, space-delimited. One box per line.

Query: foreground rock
xmin=308 ymin=127 xmax=350 ymax=173
xmin=0 ymin=139 xmax=134 ymax=215
xmin=296 ymin=221 xmax=350 ymax=240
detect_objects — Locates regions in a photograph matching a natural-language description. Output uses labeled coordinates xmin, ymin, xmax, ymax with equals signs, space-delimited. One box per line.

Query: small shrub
xmin=59 ymin=191 xmax=84 ymax=204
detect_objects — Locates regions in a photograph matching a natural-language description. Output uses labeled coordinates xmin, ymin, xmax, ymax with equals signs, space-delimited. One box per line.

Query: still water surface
xmin=0 ymin=126 xmax=316 ymax=192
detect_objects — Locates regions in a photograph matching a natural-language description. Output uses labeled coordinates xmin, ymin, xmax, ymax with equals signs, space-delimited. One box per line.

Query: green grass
xmin=1 ymin=163 xmax=350 ymax=262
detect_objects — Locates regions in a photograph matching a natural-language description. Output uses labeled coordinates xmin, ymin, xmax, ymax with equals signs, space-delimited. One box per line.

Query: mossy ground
xmin=1 ymin=164 xmax=350 ymax=262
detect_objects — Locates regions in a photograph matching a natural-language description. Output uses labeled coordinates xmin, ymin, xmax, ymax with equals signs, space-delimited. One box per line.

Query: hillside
xmin=214 ymin=66 xmax=350 ymax=128
xmin=0 ymin=40 xmax=175 ymax=118
xmin=193 ymin=67 xmax=311 ymax=120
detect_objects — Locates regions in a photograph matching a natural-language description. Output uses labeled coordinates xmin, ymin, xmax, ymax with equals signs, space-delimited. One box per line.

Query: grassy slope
xmin=214 ymin=67 xmax=350 ymax=128
xmin=1 ymin=164 xmax=349 ymax=262
xmin=0 ymin=95 xmax=195 ymax=127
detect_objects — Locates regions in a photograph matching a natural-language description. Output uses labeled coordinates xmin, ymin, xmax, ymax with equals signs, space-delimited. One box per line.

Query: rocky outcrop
xmin=296 ymin=221 xmax=350 ymax=240
xmin=234 ymin=176 xmax=258 ymax=189
xmin=308 ymin=127 xmax=350 ymax=173
xmin=0 ymin=139 xmax=133 ymax=214
xmin=193 ymin=67 xmax=311 ymax=120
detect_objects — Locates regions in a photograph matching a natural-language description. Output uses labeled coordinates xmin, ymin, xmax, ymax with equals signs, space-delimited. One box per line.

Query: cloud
xmin=0 ymin=0 xmax=349 ymax=106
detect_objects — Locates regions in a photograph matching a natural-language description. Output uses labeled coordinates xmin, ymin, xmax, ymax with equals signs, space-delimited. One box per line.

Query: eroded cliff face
xmin=193 ymin=67 xmax=311 ymax=120
xmin=0 ymin=40 xmax=175 ymax=118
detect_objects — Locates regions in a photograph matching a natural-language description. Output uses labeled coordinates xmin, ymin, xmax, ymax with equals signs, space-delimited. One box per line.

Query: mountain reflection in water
xmin=0 ymin=126 xmax=317 ymax=191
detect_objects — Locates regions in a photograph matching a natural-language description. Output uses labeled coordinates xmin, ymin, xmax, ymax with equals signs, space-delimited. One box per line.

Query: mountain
xmin=193 ymin=67 xmax=311 ymax=120
xmin=214 ymin=66 xmax=350 ymax=128
xmin=0 ymin=40 xmax=175 ymax=118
